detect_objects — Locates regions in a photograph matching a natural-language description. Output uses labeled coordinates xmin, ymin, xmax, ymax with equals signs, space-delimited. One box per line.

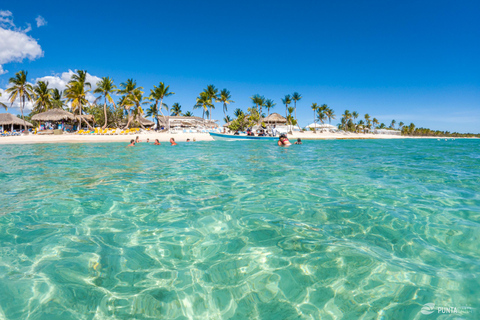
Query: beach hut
xmin=31 ymin=109 xmax=76 ymax=122
xmin=137 ymin=116 xmax=155 ymax=127
xmin=263 ymin=113 xmax=287 ymax=125
xmin=0 ymin=113 xmax=33 ymax=131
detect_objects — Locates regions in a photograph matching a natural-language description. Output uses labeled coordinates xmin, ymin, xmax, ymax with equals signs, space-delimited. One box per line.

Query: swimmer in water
xmin=170 ymin=138 xmax=177 ymax=146
xmin=153 ymin=139 xmax=161 ymax=145
xmin=294 ymin=138 xmax=302 ymax=145
xmin=278 ymin=135 xmax=292 ymax=146
xmin=127 ymin=139 xmax=135 ymax=147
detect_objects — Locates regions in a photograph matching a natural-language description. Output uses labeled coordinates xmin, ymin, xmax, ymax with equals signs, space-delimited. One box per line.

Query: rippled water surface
xmin=0 ymin=139 xmax=479 ymax=319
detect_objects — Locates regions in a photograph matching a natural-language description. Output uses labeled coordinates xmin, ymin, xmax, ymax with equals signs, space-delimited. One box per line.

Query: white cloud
xmin=0 ymin=87 xmax=34 ymax=111
xmin=35 ymin=15 xmax=47 ymax=27
xmin=0 ymin=11 xmax=43 ymax=74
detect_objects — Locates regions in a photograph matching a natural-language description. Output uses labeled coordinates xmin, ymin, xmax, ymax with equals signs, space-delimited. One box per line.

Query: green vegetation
xmin=2 ymin=69 xmax=478 ymax=137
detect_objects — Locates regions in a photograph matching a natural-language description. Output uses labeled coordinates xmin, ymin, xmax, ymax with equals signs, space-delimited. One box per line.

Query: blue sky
xmin=1 ymin=0 xmax=479 ymax=132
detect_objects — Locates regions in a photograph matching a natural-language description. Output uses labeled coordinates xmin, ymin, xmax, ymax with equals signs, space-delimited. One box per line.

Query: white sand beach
xmin=0 ymin=131 xmax=451 ymax=145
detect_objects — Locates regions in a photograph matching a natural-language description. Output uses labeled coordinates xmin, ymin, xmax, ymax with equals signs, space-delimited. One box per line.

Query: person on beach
xmin=135 ymin=136 xmax=140 ymax=143
xmin=127 ymin=139 xmax=135 ymax=147
xmin=294 ymin=138 xmax=302 ymax=145
xmin=170 ymin=138 xmax=177 ymax=146
xmin=272 ymin=125 xmax=277 ymax=137
xmin=154 ymin=139 xmax=161 ymax=145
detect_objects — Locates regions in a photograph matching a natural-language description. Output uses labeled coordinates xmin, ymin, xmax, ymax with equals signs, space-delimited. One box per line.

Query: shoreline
xmin=0 ymin=131 xmax=471 ymax=145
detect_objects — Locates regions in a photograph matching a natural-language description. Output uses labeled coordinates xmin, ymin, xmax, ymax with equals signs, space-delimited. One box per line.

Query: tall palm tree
xmin=342 ymin=110 xmax=351 ymax=131
xmin=170 ymin=102 xmax=182 ymax=116
xmin=204 ymin=85 xmax=219 ymax=120
xmin=282 ymin=94 xmax=292 ymax=124
xmin=390 ymin=119 xmax=396 ymax=129
xmin=219 ymin=89 xmax=234 ymax=120
xmin=398 ymin=121 xmax=404 ymax=130
xmin=148 ymin=82 xmax=175 ymax=130
xmin=129 ymin=88 xmax=147 ymax=128
xmin=352 ymin=111 xmax=359 ymax=124
xmin=51 ymin=89 xmax=65 ymax=109
xmin=32 ymin=81 xmax=53 ymax=113
xmin=292 ymin=92 xmax=302 ymax=129
xmin=94 ymin=77 xmax=117 ymax=129
xmin=184 ymin=111 xmax=193 ymax=117
xmin=250 ymin=94 xmax=265 ymax=124
xmin=5 ymin=70 xmax=34 ymax=131
xmin=224 ymin=115 xmax=232 ymax=123
xmin=65 ymin=70 xmax=92 ymax=130
xmin=364 ymin=114 xmax=371 ymax=132
xmin=264 ymin=99 xmax=275 ymax=118
xmin=310 ymin=103 xmax=319 ymax=132
xmin=64 ymin=81 xmax=92 ymax=130
xmin=325 ymin=107 xmax=335 ymax=124
xmin=194 ymin=91 xmax=213 ymax=124
xmin=372 ymin=118 xmax=379 ymax=129
xmin=317 ymin=108 xmax=327 ymax=124
xmin=233 ymin=108 xmax=244 ymax=118
xmin=146 ymin=104 xmax=160 ymax=128
xmin=357 ymin=119 xmax=365 ymax=133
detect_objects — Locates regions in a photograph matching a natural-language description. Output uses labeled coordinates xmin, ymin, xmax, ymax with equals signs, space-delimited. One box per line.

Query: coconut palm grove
xmin=2 ymin=70 xmax=478 ymax=138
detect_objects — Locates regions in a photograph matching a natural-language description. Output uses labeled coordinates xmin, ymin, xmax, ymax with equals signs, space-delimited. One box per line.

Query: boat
xmin=209 ymin=132 xmax=278 ymax=141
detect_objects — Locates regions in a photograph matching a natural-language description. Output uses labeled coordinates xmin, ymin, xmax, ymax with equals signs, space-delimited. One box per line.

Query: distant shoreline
xmin=0 ymin=132 xmax=474 ymax=145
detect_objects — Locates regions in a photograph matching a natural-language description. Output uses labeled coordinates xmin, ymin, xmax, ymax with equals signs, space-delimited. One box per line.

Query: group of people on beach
xmin=127 ymin=136 xmax=192 ymax=147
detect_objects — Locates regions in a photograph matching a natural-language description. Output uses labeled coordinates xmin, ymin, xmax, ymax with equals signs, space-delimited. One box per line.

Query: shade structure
xmin=137 ymin=116 xmax=155 ymax=127
xmin=263 ymin=113 xmax=287 ymax=124
xmin=0 ymin=113 xmax=33 ymax=127
xmin=31 ymin=109 xmax=75 ymax=121
xmin=306 ymin=123 xmax=337 ymax=129
xmin=156 ymin=115 xmax=218 ymax=128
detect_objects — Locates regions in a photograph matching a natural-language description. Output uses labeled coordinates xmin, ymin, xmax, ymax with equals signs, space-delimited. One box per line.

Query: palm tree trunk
xmin=313 ymin=110 xmax=316 ymax=133
xmin=102 ymin=96 xmax=108 ymax=129
xmin=22 ymin=96 xmax=26 ymax=131
xmin=78 ymin=104 xmax=83 ymax=132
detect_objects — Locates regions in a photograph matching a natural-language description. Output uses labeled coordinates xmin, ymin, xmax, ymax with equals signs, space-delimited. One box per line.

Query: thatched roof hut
xmin=263 ymin=113 xmax=287 ymax=124
xmin=31 ymin=109 xmax=75 ymax=121
xmin=0 ymin=113 xmax=33 ymax=127
xmin=137 ymin=116 xmax=155 ymax=127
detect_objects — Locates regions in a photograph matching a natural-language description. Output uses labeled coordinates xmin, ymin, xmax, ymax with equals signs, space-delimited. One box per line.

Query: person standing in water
xmin=277 ymin=135 xmax=292 ymax=146
xmin=154 ymin=139 xmax=161 ymax=145
xmin=170 ymin=138 xmax=177 ymax=146
xmin=127 ymin=139 xmax=135 ymax=147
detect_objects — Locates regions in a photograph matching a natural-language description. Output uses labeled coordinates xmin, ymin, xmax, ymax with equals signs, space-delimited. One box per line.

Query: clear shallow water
xmin=0 ymin=139 xmax=479 ymax=319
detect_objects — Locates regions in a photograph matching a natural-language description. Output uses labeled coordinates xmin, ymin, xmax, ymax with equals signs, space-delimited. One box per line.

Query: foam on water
xmin=0 ymin=139 xmax=479 ymax=319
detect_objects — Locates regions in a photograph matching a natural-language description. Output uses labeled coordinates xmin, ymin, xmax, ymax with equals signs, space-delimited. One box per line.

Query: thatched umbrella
xmin=0 ymin=113 xmax=33 ymax=131
xmin=31 ymin=109 xmax=75 ymax=121
xmin=137 ymin=116 xmax=155 ymax=127
xmin=263 ymin=113 xmax=287 ymax=124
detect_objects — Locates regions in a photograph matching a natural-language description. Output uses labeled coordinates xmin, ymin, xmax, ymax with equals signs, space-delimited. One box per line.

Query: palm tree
xmin=224 ymin=115 xmax=232 ymax=123
xmin=146 ymin=103 xmax=161 ymax=128
xmin=372 ymin=118 xmax=379 ymax=129
xmin=292 ymin=92 xmax=302 ymax=129
xmin=264 ymin=99 xmax=275 ymax=118
xmin=64 ymin=81 xmax=92 ymax=130
xmin=233 ymin=108 xmax=244 ymax=118
xmin=352 ymin=111 xmax=359 ymax=124
xmin=5 ymin=70 xmax=34 ymax=131
xmin=32 ymin=81 xmax=53 ymax=113
xmin=390 ymin=119 xmax=396 ymax=129
xmin=51 ymin=89 xmax=65 ymax=109
xmin=219 ymin=89 xmax=234 ymax=120
xmin=250 ymin=94 xmax=265 ymax=124
xmin=282 ymin=94 xmax=292 ymax=123
xmin=398 ymin=122 xmax=404 ymax=130
xmin=325 ymin=107 xmax=335 ymax=124
xmin=118 ymin=79 xmax=139 ymax=129
xmin=148 ymin=82 xmax=174 ymax=130
xmin=342 ymin=110 xmax=351 ymax=131
xmin=310 ymin=103 xmax=319 ymax=132
xmin=93 ymin=77 xmax=117 ymax=129
xmin=184 ymin=111 xmax=193 ymax=117
xmin=204 ymin=85 xmax=219 ymax=120
xmin=170 ymin=102 xmax=182 ymax=116
xmin=194 ymin=91 xmax=213 ymax=123
xmin=65 ymin=70 xmax=92 ymax=130
xmin=357 ymin=119 xmax=365 ymax=133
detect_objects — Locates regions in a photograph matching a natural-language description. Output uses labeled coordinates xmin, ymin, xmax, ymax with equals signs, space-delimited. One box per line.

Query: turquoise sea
xmin=0 ymin=139 xmax=479 ymax=319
